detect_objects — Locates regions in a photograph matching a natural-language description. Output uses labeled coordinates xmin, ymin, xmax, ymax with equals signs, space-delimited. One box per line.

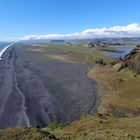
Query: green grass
xmin=42 ymin=121 xmax=65 ymax=135
xmin=26 ymin=43 xmax=114 ymax=64
xmin=46 ymin=121 xmax=65 ymax=131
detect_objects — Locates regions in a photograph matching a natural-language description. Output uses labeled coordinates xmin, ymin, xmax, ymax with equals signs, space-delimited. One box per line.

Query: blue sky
xmin=0 ymin=0 xmax=140 ymax=40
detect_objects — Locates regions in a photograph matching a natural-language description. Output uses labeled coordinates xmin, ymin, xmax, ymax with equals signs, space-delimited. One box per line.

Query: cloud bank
xmin=19 ymin=23 xmax=140 ymax=41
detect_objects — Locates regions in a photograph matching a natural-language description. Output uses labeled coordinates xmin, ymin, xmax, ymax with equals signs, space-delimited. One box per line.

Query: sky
xmin=0 ymin=0 xmax=140 ymax=41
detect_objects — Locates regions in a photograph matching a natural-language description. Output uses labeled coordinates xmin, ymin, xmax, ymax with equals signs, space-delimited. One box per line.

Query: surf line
xmin=0 ymin=43 xmax=14 ymax=60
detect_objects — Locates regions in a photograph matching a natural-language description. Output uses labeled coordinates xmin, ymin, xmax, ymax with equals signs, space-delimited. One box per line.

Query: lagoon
xmin=103 ymin=46 xmax=133 ymax=59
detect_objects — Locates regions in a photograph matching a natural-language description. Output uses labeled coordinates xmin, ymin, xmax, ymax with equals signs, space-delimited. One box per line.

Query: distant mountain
xmin=19 ymin=37 xmax=140 ymax=44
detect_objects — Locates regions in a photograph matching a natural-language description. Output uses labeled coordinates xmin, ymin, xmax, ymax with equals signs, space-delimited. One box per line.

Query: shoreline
xmin=0 ymin=44 xmax=99 ymax=128
xmin=0 ymin=43 xmax=14 ymax=60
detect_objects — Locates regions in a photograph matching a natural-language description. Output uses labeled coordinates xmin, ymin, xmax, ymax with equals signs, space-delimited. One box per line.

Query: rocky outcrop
xmin=112 ymin=45 xmax=140 ymax=74
xmin=95 ymin=58 xmax=106 ymax=65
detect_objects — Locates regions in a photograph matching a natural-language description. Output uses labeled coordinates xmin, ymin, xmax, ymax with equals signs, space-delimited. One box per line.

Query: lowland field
xmin=0 ymin=42 xmax=140 ymax=140
xmin=0 ymin=42 xmax=113 ymax=128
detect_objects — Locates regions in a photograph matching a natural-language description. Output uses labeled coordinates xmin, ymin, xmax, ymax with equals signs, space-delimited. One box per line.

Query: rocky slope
xmin=124 ymin=45 xmax=140 ymax=73
xmin=112 ymin=45 xmax=140 ymax=73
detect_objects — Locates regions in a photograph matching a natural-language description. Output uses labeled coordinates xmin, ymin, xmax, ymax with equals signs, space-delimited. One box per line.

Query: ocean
xmin=0 ymin=42 xmax=13 ymax=60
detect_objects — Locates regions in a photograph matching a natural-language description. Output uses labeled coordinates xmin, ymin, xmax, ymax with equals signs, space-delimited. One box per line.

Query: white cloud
xmin=19 ymin=23 xmax=140 ymax=41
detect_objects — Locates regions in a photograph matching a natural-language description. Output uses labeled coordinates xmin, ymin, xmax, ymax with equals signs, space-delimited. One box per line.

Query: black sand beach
xmin=0 ymin=44 xmax=98 ymax=128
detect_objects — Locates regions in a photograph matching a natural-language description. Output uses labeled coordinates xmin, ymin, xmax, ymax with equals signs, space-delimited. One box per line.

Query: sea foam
xmin=0 ymin=43 xmax=14 ymax=60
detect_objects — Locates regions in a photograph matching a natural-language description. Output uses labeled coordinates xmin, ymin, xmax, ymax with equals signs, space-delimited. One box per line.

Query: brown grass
xmin=0 ymin=127 xmax=58 ymax=140
xmin=88 ymin=65 xmax=140 ymax=117
xmin=54 ymin=114 xmax=140 ymax=140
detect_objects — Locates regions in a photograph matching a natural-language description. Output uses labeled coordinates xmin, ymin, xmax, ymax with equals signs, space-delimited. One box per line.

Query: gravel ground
xmin=0 ymin=44 xmax=98 ymax=128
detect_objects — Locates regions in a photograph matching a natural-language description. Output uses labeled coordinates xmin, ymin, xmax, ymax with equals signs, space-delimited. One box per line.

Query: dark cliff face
xmin=124 ymin=46 xmax=140 ymax=74
xmin=112 ymin=46 xmax=140 ymax=74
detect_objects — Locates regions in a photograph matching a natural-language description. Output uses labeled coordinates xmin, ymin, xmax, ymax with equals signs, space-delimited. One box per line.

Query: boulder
xmin=95 ymin=58 xmax=104 ymax=65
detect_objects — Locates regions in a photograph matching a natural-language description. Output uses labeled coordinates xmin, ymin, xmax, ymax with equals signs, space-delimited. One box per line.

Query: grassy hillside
xmin=53 ymin=114 xmax=140 ymax=140
xmin=88 ymin=65 xmax=140 ymax=117
xmin=49 ymin=44 xmax=140 ymax=140
xmin=0 ymin=127 xmax=58 ymax=140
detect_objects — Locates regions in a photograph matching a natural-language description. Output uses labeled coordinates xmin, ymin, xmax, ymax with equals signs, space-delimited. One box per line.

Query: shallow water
xmin=103 ymin=46 xmax=133 ymax=59
xmin=0 ymin=42 xmax=11 ymax=49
